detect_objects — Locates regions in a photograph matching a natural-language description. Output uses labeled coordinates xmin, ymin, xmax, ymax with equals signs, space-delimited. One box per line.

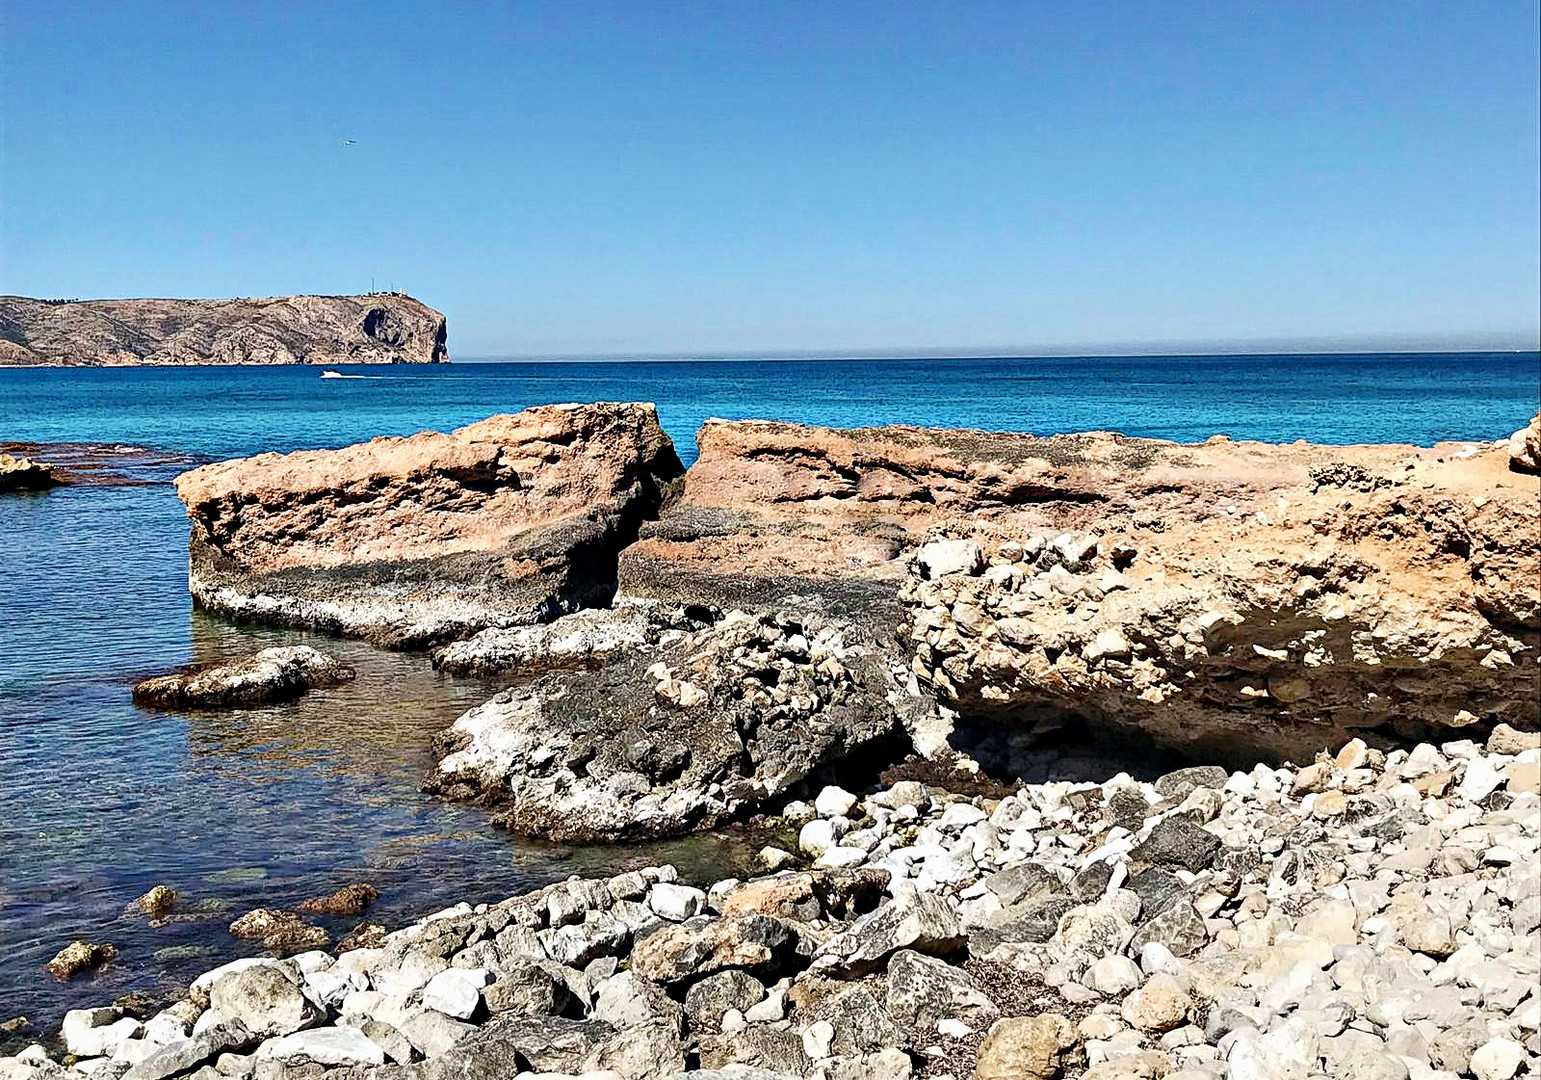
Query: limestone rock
xmin=174 ymin=402 xmax=684 ymax=647
xmin=976 ymin=1013 xmax=1080 ymax=1080
xmin=0 ymin=453 xmax=64 ymax=493
xmin=1507 ymin=410 xmax=1541 ymax=474
xmin=208 ymin=965 xmax=322 ymax=1038
xmin=427 ymin=610 xmax=896 ymax=841
xmin=44 ymin=942 xmax=117 ymax=980
xmin=629 ymin=915 xmax=799 ymax=984
xmin=132 ymin=646 xmax=353 ymax=709
xmin=815 ymin=893 xmax=965 ymax=978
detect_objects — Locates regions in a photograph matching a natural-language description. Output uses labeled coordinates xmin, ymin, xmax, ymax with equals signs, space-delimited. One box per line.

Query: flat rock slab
xmin=132 ymin=645 xmax=353 ymax=708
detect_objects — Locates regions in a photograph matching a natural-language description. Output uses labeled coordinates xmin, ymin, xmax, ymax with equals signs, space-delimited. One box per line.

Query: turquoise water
xmin=1 ymin=353 xmax=1537 ymax=1030
xmin=3 ymin=353 xmax=1538 ymax=460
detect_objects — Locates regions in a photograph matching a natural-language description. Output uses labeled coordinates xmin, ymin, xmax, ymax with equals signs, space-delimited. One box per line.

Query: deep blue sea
xmin=1 ymin=352 xmax=1537 ymax=1030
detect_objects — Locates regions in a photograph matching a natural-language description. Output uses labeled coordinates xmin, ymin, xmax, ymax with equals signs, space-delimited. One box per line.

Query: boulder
xmin=295 ymin=883 xmax=378 ymax=916
xmin=44 ymin=942 xmax=116 ymax=980
xmin=227 ymin=909 xmax=327 ymax=953
xmin=132 ymin=646 xmax=353 ymax=709
xmin=885 ymin=949 xmax=1000 ymax=1030
xmin=976 ymin=1013 xmax=1080 ymax=1080
xmin=252 ymin=1026 xmax=384 ymax=1068
xmin=814 ymin=893 xmax=965 ymax=978
xmin=207 ymin=965 xmax=322 ymax=1038
xmin=629 ymin=916 xmax=799 ymax=985
xmin=173 ymin=402 xmax=684 ymax=647
xmin=121 ymin=1019 xmax=254 ymax=1080
xmin=426 ymin=610 xmax=896 ymax=841
xmin=683 ymin=971 xmax=767 ymax=1032
xmin=1508 ymin=410 xmax=1541 ymax=474
xmin=0 ymin=453 xmax=64 ymax=493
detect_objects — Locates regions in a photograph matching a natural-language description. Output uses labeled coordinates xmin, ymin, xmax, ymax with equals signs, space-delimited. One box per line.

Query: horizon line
xmin=454 ymin=344 xmax=1541 ymax=364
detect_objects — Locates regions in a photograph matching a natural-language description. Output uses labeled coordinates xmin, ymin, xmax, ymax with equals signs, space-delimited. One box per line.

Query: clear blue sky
xmin=2 ymin=1 xmax=1537 ymax=357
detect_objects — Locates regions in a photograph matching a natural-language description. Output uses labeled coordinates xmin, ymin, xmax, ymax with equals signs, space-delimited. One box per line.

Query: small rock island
xmin=0 ymin=294 xmax=447 ymax=367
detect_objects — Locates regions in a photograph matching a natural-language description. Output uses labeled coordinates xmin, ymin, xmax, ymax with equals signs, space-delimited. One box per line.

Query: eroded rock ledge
xmin=169 ymin=406 xmax=1540 ymax=837
xmin=0 ymin=295 xmax=448 ymax=367
xmin=617 ymin=415 xmax=1540 ymax=764
xmin=173 ymin=403 xmax=684 ymax=648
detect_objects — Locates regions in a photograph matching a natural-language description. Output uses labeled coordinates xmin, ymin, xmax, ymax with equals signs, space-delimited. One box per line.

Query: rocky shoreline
xmin=6 ymin=403 xmax=1537 ymax=1079
xmin=4 ymin=726 xmax=1537 ymax=1079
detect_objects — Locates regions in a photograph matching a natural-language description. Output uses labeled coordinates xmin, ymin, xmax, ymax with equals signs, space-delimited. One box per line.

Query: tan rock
xmin=1120 ymin=974 xmax=1191 ymax=1032
xmin=1334 ymin=738 xmax=1369 ymax=770
xmin=621 ymin=418 xmax=1541 ymax=762
xmin=977 ymin=1013 xmax=1080 ymax=1080
xmin=174 ymin=403 xmax=684 ymax=646
xmin=45 ymin=941 xmax=117 ymax=979
xmin=1488 ymin=723 xmax=1541 ymax=755
xmin=130 ymin=885 xmax=177 ymax=918
xmin=1503 ymin=760 xmax=1540 ymax=795
xmin=1311 ymin=790 xmax=1348 ymax=819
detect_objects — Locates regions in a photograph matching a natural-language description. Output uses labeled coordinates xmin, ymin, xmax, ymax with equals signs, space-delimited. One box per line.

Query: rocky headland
xmin=0 ymin=296 xmax=447 ymax=367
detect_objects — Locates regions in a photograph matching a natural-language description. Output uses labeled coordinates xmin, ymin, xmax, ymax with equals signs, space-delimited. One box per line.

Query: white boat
xmin=320 ymin=369 xmax=364 ymax=379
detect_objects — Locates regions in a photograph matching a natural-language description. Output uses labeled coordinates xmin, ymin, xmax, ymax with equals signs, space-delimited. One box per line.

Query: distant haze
xmin=2 ymin=2 xmax=1537 ymax=357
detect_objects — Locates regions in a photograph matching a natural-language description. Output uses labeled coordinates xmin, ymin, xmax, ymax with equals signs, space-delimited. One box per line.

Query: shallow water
xmin=1 ymin=353 xmax=1537 ymax=1029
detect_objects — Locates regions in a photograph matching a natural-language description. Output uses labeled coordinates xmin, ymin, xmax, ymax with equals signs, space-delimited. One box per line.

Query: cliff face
xmin=0 ymin=293 xmax=448 ymax=366
xmin=174 ymin=403 xmax=684 ymax=647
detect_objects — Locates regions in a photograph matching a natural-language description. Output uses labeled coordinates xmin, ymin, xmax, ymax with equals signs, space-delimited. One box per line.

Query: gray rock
xmin=208 ymin=966 xmax=322 ymax=1040
xmin=885 ymin=949 xmax=1000 ymax=1030
xmin=684 ymin=971 xmax=768 ymax=1033
xmin=481 ymin=958 xmax=571 ymax=1017
xmin=592 ymin=971 xmax=685 ymax=1034
xmin=398 ymin=1010 xmax=477 ymax=1058
xmin=252 ymin=1027 xmax=384 ymax=1068
xmin=817 ymin=893 xmax=965 ymax=978
xmin=1129 ymin=814 xmax=1221 ymax=872
xmin=1154 ymin=767 xmax=1229 ymax=801
xmin=1129 ymin=898 xmax=1210 ymax=958
xmin=133 ymin=647 xmax=354 ymax=709
xmin=122 ymin=1019 xmax=255 ymax=1080
xmin=358 ymin=1020 xmax=416 ymax=1065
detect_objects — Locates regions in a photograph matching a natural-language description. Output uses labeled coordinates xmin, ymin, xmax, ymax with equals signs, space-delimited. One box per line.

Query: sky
xmin=1 ymin=1 xmax=1537 ymax=357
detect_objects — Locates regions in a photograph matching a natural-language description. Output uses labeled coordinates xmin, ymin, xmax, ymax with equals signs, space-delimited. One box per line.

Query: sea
xmin=1 ymin=352 xmax=1537 ymax=1030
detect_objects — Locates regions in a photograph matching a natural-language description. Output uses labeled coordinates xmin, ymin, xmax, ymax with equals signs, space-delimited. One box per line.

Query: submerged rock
xmin=172 ymin=402 xmax=684 ymax=647
xmin=44 ymin=942 xmax=117 ymax=980
xmin=127 ymin=886 xmax=177 ymax=919
xmin=296 ymin=884 xmax=378 ymax=916
xmin=131 ymin=646 xmax=353 ymax=709
xmin=227 ymin=909 xmax=328 ymax=954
